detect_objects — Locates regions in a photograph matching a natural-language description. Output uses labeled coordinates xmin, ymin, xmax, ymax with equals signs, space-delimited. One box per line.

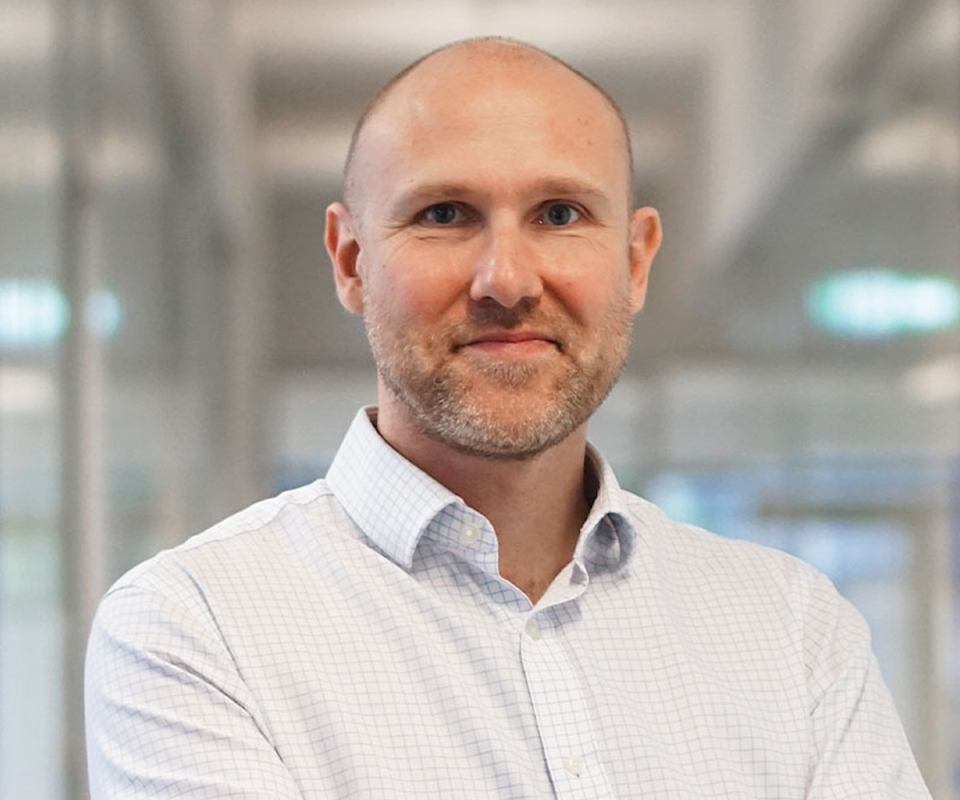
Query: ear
xmin=627 ymin=206 xmax=662 ymax=312
xmin=325 ymin=202 xmax=365 ymax=315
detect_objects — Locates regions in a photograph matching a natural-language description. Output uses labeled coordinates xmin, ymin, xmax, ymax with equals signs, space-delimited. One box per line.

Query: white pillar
xmin=56 ymin=0 xmax=107 ymax=796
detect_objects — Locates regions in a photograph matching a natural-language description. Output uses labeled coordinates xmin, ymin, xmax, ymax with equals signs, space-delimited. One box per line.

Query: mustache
xmin=468 ymin=302 xmax=530 ymax=330
xmin=445 ymin=301 xmax=574 ymax=350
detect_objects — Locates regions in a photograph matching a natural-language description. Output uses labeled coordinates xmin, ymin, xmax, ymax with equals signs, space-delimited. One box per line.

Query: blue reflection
xmin=0 ymin=278 xmax=122 ymax=349
xmin=0 ymin=278 xmax=69 ymax=349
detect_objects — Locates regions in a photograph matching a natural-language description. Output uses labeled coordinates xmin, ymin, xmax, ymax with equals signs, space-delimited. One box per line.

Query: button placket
xmin=519 ymin=617 xmax=615 ymax=799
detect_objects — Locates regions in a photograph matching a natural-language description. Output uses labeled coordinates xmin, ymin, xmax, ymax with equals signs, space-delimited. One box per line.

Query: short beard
xmin=365 ymin=296 xmax=633 ymax=461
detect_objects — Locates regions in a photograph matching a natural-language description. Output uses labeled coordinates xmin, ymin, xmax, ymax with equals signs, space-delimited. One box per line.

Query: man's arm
xmin=804 ymin=574 xmax=931 ymax=800
xmin=85 ymin=584 xmax=304 ymax=799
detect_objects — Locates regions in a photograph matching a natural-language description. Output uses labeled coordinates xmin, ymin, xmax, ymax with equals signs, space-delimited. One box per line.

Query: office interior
xmin=1 ymin=0 xmax=958 ymax=797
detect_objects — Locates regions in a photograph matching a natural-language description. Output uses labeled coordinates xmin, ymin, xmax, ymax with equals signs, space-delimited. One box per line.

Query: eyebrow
xmin=391 ymin=177 xmax=612 ymax=210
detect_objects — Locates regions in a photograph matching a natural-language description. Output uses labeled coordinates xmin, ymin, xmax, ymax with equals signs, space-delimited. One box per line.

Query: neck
xmin=375 ymin=395 xmax=594 ymax=604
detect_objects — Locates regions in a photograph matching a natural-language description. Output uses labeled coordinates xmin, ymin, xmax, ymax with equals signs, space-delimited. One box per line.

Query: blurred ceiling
xmin=2 ymin=0 xmax=958 ymax=373
xmin=237 ymin=0 xmax=960 ymax=371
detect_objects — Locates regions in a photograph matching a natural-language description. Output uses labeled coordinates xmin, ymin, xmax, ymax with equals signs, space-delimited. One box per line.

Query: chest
xmin=210 ymin=558 xmax=810 ymax=799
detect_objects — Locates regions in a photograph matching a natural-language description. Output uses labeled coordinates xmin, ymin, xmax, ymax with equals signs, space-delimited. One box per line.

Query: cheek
xmin=552 ymin=242 xmax=632 ymax=321
xmin=370 ymin=242 xmax=470 ymax=319
xmin=381 ymin=271 xmax=464 ymax=325
xmin=565 ymin=283 xmax=622 ymax=329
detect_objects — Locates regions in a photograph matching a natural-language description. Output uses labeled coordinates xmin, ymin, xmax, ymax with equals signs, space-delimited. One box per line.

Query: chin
xmin=419 ymin=399 xmax=589 ymax=461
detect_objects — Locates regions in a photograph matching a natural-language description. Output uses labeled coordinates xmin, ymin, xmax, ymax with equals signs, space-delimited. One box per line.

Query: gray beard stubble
xmin=364 ymin=295 xmax=634 ymax=460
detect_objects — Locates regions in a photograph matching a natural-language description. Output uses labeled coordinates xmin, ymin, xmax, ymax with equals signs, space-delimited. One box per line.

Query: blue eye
xmin=541 ymin=204 xmax=580 ymax=226
xmin=422 ymin=203 xmax=462 ymax=225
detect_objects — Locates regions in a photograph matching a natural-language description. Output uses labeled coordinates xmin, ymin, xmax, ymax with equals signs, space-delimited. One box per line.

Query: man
xmin=86 ymin=38 xmax=930 ymax=798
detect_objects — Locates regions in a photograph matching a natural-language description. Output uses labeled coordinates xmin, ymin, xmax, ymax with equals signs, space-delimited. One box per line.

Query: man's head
xmin=342 ymin=38 xmax=636 ymax=215
xmin=326 ymin=37 xmax=661 ymax=460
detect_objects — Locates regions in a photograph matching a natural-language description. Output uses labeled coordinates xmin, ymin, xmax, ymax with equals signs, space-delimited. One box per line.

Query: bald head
xmin=343 ymin=38 xmax=634 ymax=214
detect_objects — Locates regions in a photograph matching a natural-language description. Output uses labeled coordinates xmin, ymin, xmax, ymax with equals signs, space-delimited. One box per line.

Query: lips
xmin=459 ymin=331 xmax=558 ymax=348
xmin=453 ymin=331 xmax=561 ymax=361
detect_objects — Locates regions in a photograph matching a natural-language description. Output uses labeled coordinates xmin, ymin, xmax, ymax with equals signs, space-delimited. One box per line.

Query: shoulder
xmin=617 ymin=492 xmax=872 ymax=708
xmin=621 ymin=491 xmax=854 ymax=638
xmin=99 ymin=478 xmax=347 ymax=610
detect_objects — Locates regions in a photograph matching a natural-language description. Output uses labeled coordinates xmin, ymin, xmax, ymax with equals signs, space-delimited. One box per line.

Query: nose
xmin=468 ymin=219 xmax=543 ymax=309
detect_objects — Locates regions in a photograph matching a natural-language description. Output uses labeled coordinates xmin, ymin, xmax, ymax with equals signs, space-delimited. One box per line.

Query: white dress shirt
xmin=85 ymin=407 xmax=930 ymax=799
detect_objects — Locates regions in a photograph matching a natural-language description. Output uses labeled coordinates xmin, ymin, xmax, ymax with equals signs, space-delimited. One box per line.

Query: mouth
xmin=456 ymin=332 xmax=560 ymax=358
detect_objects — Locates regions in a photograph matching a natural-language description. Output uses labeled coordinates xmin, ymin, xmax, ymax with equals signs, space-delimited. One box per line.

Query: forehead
xmin=350 ymin=47 xmax=631 ymax=212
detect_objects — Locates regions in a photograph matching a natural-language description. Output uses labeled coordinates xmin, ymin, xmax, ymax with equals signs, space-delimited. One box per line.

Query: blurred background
xmin=1 ymin=0 xmax=958 ymax=797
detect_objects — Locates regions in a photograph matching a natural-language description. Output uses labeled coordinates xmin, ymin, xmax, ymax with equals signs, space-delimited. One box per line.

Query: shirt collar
xmin=326 ymin=406 xmax=638 ymax=572
xmin=326 ymin=407 xmax=461 ymax=569
xmin=578 ymin=442 xmax=637 ymax=572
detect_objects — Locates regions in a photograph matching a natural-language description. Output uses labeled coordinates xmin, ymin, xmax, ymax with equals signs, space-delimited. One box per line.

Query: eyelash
xmin=415 ymin=202 xmax=585 ymax=226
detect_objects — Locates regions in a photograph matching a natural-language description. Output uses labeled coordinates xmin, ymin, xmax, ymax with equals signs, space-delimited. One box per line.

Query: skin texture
xmin=326 ymin=40 xmax=662 ymax=602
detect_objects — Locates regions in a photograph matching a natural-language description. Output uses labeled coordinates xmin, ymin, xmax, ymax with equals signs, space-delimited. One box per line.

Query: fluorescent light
xmin=0 ymin=278 xmax=123 ymax=350
xmin=85 ymin=288 xmax=122 ymax=338
xmin=0 ymin=278 xmax=69 ymax=350
xmin=807 ymin=269 xmax=960 ymax=338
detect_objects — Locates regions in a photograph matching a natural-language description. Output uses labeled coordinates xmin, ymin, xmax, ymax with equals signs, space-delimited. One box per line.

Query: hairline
xmin=342 ymin=37 xmax=636 ymax=213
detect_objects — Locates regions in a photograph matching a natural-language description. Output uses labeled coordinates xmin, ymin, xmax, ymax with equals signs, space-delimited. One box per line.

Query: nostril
xmin=470 ymin=260 xmax=544 ymax=308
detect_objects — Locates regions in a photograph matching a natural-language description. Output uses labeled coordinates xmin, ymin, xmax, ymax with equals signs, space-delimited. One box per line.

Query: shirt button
xmin=460 ymin=524 xmax=480 ymax=544
xmin=524 ymin=618 xmax=541 ymax=640
xmin=563 ymin=755 xmax=585 ymax=776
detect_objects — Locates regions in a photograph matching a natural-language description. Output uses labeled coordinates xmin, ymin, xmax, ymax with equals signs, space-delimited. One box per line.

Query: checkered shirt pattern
xmin=85 ymin=407 xmax=930 ymax=799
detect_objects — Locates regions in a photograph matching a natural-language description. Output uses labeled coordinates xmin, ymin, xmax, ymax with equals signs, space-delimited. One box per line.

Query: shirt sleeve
xmin=804 ymin=573 xmax=931 ymax=800
xmin=85 ymin=583 xmax=305 ymax=799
